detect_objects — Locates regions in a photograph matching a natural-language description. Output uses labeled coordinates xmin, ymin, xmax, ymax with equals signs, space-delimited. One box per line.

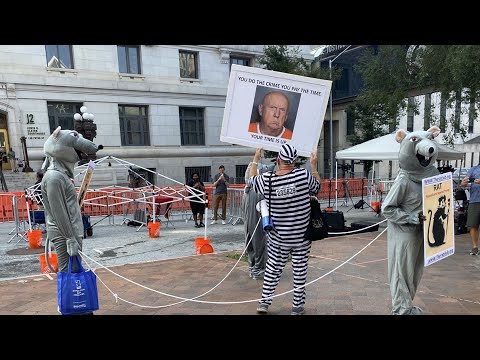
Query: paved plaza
xmin=1 ymin=204 xmax=479 ymax=315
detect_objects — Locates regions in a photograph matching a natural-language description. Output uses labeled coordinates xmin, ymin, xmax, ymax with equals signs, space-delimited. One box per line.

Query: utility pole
xmin=328 ymin=45 xmax=352 ymax=178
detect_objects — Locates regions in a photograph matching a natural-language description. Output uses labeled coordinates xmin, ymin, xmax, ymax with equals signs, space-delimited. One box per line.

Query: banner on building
xmin=220 ymin=65 xmax=332 ymax=157
xmin=422 ymin=172 xmax=455 ymax=266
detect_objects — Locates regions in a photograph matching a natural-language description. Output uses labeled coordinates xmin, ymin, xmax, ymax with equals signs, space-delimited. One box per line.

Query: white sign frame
xmin=422 ymin=172 xmax=455 ymax=266
xmin=220 ymin=65 xmax=332 ymax=157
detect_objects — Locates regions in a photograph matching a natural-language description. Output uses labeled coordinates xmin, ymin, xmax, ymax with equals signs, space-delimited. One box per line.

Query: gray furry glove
xmin=408 ymin=212 xmax=421 ymax=225
xmin=66 ymin=238 xmax=80 ymax=256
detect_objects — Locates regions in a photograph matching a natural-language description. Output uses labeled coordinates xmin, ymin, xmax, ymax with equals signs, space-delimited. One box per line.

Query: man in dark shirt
xmin=211 ymin=165 xmax=230 ymax=225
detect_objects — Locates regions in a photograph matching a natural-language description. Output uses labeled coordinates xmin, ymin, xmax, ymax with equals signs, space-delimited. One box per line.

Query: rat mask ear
xmin=395 ymin=129 xmax=407 ymax=143
xmin=52 ymin=126 xmax=61 ymax=138
xmin=426 ymin=126 xmax=440 ymax=138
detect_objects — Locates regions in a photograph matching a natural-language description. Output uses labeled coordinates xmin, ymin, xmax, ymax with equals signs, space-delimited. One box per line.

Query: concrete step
xmin=2 ymin=171 xmax=36 ymax=192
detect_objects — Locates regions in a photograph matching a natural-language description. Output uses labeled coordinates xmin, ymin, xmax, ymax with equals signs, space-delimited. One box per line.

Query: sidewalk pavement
xmin=1 ymin=203 xmax=479 ymax=315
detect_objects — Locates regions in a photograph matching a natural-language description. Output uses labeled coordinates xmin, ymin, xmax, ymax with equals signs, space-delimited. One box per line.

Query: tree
xmin=349 ymin=45 xmax=480 ymax=176
xmin=345 ymin=46 xmax=409 ymax=176
xmin=354 ymin=45 xmax=480 ymax=146
xmin=256 ymin=45 xmax=337 ymax=164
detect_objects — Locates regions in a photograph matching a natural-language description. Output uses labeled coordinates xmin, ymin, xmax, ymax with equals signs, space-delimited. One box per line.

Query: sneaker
xmin=470 ymin=247 xmax=479 ymax=255
xmin=409 ymin=306 xmax=424 ymax=315
xmin=256 ymin=303 xmax=268 ymax=314
xmin=222 ymin=220 xmax=226 ymax=225
xmin=199 ymin=223 xmax=205 ymax=227
xmin=291 ymin=306 xmax=305 ymax=315
xmin=210 ymin=220 xmax=217 ymax=225
xmin=251 ymin=270 xmax=265 ymax=280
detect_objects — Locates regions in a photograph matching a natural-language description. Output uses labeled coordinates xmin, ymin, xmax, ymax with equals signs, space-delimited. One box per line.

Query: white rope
xmin=78 ymin=220 xmax=386 ymax=308
xmin=79 ymin=216 xmax=262 ymax=308
xmin=327 ymin=218 xmax=387 ymax=235
xmin=291 ymin=227 xmax=388 ymax=292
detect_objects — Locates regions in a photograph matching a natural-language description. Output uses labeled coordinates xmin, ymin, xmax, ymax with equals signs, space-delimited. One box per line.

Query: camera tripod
xmin=339 ymin=179 xmax=355 ymax=207
xmin=346 ymin=178 xmax=380 ymax=214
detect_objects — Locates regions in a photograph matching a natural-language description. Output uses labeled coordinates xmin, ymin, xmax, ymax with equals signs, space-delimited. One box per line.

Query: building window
xmin=236 ymin=164 xmax=248 ymax=184
xmin=346 ymin=108 xmax=355 ymax=136
xmin=179 ymin=107 xmax=205 ymax=145
xmin=47 ymin=102 xmax=82 ymax=132
xmin=119 ymin=105 xmax=150 ymax=146
xmin=230 ymin=56 xmax=251 ymax=70
xmin=407 ymin=97 xmax=414 ymax=132
xmin=185 ymin=166 xmax=211 ymax=184
xmin=179 ymin=50 xmax=198 ymax=79
xmin=129 ymin=167 xmax=155 ymax=187
xmin=117 ymin=45 xmax=141 ymax=74
xmin=45 ymin=45 xmax=73 ymax=69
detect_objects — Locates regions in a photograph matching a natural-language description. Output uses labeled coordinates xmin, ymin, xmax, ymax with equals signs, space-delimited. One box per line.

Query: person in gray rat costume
xmin=381 ymin=126 xmax=440 ymax=315
xmin=241 ymin=160 xmax=275 ymax=279
xmin=41 ymin=126 xmax=103 ymax=275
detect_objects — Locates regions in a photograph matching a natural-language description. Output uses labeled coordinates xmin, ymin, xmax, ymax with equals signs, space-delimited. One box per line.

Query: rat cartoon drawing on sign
xmin=427 ymin=195 xmax=450 ymax=247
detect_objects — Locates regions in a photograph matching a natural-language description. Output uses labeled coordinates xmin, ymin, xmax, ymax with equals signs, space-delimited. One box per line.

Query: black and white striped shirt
xmin=249 ymin=168 xmax=320 ymax=246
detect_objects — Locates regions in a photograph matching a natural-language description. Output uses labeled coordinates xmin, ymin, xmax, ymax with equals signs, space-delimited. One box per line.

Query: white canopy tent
xmin=336 ymin=133 xmax=465 ymax=161
xmin=334 ymin=133 xmax=465 ymax=209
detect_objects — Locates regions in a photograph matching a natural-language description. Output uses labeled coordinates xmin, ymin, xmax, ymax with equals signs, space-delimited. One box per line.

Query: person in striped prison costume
xmin=248 ymin=144 xmax=321 ymax=315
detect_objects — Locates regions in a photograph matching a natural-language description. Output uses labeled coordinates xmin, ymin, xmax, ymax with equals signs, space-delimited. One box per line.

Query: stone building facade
xmin=0 ymin=45 xmax=315 ymax=185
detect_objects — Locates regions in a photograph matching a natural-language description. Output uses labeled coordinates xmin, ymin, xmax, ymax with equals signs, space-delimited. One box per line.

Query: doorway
xmin=0 ymin=129 xmax=11 ymax=170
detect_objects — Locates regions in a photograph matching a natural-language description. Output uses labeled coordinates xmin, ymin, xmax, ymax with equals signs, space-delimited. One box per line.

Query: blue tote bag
xmin=57 ymin=255 xmax=99 ymax=315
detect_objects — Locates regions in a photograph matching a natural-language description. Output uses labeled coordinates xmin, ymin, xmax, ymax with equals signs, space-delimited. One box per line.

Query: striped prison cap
xmin=278 ymin=144 xmax=298 ymax=164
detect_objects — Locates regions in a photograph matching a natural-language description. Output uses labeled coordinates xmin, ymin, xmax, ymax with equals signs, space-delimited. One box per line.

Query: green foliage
xmin=258 ymin=45 xmax=308 ymax=76
xmin=355 ymin=46 xmax=412 ymax=116
xmin=354 ymin=45 xmax=480 ymax=149
xmin=346 ymin=102 xmax=395 ymax=176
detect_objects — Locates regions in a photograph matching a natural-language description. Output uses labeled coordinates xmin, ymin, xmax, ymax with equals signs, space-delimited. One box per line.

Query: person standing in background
xmin=8 ymin=148 xmax=17 ymax=172
xmin=211 ymin=165 xmax=230 ymax=225
xmin=461 ymin=166 xmax=480 ymax=255
xmin=187 ymin=172 xmax=206 ymax=228
xmin=34 ymin=170 xmax=44 ymax=209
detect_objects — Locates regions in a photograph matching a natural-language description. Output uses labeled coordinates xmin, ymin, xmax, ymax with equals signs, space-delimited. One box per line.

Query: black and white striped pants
xmin=259 ymin=240 xmax=311 ymax=308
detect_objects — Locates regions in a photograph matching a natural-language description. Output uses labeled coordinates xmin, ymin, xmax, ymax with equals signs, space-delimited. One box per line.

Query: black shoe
xmin=195 ymin=224 xmax=200 ymax=228
xmin=199 ymin=223 xmax=205 ymax=227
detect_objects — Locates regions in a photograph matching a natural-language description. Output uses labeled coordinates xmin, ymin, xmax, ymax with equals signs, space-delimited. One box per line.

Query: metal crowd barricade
xmin=8 ymin=194 xmax=28 ymax=244
xmin=226 ymin=187 xmax=244 ymax=225
xmin=379 ymin=179 xmax=395 ymax=201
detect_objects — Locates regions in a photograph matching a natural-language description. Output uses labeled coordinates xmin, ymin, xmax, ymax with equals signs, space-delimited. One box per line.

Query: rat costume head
xmin=42 ymin=126 xmax=103 ymax=178
xmin=395 ymin=126 xmax=440 ymax=182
